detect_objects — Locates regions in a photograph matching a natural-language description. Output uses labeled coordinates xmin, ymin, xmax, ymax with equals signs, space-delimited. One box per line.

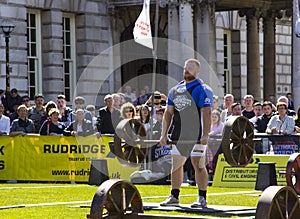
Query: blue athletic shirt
xmin=167 ymin=79 xmax=213 ymax=108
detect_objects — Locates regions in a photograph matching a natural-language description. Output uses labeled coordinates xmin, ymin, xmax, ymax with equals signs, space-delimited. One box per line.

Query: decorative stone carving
xmin=238 ymin=8 xmax=261 ymax=20
xmin=238 ymin=8 xmax=262 ymax=33
xmin=179 ymin=0 xmax=194 ymax=19
xmin=195 ymin=0 xmax=216 ymax=24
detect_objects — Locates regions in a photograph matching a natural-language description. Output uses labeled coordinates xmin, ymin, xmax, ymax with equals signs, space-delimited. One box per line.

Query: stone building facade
xmin=0 ymin=0 xmax=295 ymax=107
xmin=215 ymin=10 xmax=292 ymax=102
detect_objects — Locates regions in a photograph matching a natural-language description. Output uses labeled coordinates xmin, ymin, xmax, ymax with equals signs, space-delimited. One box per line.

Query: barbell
xmin=113 ymin=116 xmax=256 ymax=167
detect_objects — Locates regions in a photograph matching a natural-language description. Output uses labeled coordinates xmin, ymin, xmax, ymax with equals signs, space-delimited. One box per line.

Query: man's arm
xmin=201 ymin=107 xmax=212 ymax=145
xmin=160 ymin=105 xmax=174 ymax=145
xmin=96 ymin=110 xmax=103 ymax=132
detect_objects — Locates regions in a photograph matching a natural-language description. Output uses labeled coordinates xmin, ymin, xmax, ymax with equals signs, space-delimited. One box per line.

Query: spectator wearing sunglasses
xmin=120 ymin=102 xmax=136 ymax=119
xmin=146 ymin=90 xmax=163 ymax=120
xmin=21 ymin=95 xmax=31 ymax=108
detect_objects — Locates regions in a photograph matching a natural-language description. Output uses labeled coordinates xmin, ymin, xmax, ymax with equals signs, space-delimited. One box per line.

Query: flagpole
xmin=150 ymin=1 xmax=159 ymax=132
xmin=148 ymin=0 xmax=159 ymax=170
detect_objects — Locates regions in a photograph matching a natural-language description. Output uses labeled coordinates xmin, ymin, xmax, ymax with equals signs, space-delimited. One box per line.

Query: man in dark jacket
xmin=4 ymin=88 xmax=21 ymax=116
xmin=254 ymin=101 xmax=274 ymax=133
xmin=96 ymin=94 xmax=121 ymax=134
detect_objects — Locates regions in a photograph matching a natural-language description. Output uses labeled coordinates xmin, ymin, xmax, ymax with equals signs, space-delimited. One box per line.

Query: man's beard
xmin=184 ymin=74 xmax=196 ymax=81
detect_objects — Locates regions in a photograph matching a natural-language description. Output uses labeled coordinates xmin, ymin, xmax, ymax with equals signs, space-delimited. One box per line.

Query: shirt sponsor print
xmin=173 ymin=95 xmax=192 ymax=111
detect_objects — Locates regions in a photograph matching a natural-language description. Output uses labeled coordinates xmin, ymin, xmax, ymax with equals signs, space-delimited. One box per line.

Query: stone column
xmin=262 ymin=10 xmax=277 ymax=100
xmin=239 ymin=8 xmax=261 ymax=100
xmin=76 ymin=10 xmax=111 ymax=104
xmin=293 ymin=1 xmax=300 ymax=108
xmin=41 ymin=10 xmax=63 ymax=101
xmin=167 ymin=0 xmax=181 ymax=82
xmin=195 ymin=0 xmax=217 ymax=85
xmin=108 ymin=6 xmax=122 ymax=92
xmin=179 ymin=0 xmax=194 ymax=61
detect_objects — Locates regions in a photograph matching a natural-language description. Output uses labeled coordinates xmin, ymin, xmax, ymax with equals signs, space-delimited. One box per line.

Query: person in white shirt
xmin=0 ymin=104 xmax=10 ymax=135
xmin=266 ymin=102 xmax=295 ymax=135
xmin=220 ymin=94 xmax=234 ymax=123
xmin=124 ymin=85 xmax=137 ymax=103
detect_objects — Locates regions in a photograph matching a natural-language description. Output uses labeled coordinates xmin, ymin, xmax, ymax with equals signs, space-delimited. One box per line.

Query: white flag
xmin=133 ymin=0 xmax=153 ymax=49
xmin=296 ymin=0 xmax=300 ymax=37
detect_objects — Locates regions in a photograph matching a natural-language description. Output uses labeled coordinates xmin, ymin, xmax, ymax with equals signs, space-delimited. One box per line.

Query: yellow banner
xmin=213 ymin=154 xmax=289 ymax=188
xmin=0 ymin=136 xmax=139 ymax=182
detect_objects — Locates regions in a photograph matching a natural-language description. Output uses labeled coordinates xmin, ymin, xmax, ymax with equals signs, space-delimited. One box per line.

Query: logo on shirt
xmin=173 ymin=95 xmax=191 ymax=111
xmin=176 ymin=85 xmax=186 ymax=93
xmin=205 ymin=97 xmax=211 ymax=104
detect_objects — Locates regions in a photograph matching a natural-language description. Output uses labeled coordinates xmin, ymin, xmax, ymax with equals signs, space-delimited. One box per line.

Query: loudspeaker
xmin=88 ymin=159 xmax=109 ymax=186
xmin=255 ymin=162 xmax=277 ymax=191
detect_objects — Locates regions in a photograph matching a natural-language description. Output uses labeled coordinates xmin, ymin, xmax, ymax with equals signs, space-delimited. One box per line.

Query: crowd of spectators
xmin=1 ymin=87 xmax=299 ymax=139
xmin=1 ymin=86 xmax=299 ymax=141
xmin=2 ymin=86 xmax=300 ymax=184
xmin=213 ymin=92 xmax=298 ymax=138
xmin=0 ymin=86 xmax=167 ymax=139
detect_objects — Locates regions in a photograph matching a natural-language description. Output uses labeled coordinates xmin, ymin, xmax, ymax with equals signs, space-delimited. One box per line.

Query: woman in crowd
xmin=65 ymin=109 xmax=95 ymax=136
xmin=39 ymin=108 xmax=70 ymax=136
xmin=40 ymin=101 xmax=58 ymax=125
xmin=266 ymin=102 xmax=295 ymax=135
xmin=120 ymin=102 xmax=136 ymax=119
xmin=9 ymin=105 xmax=35 ymax=136
xmin=138 ymin=104 xmax=151 ymax=135
xmin=209 ymin=110 xmax=224 ymax=135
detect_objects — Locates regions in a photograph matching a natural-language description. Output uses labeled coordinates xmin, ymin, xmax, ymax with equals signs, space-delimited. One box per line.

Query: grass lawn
xmin=0 ymin=182 xmax=261 ymax=218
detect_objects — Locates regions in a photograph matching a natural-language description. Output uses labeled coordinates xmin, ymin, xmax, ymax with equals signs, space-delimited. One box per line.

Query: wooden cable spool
xmin=114 ymin=118 xmax=147 ymax=167
xmin=89 ymin=179 xmax=143 ymax=219
xmin=221 ymin=116 xmax=255 ymax=166
xmin=255 ymin=186 xmax=300 ymax=219
xmin=286 ymin=153 xmax=300 ymax=195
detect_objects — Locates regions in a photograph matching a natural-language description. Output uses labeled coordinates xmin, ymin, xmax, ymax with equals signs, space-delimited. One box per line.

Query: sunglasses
xmin=125 ymin=109 xmax=134 ymax=113
xmin=277 ymin=106 xmax=286 ymax=110
xmin=21 ymin=99 xmax=30 ymax=102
